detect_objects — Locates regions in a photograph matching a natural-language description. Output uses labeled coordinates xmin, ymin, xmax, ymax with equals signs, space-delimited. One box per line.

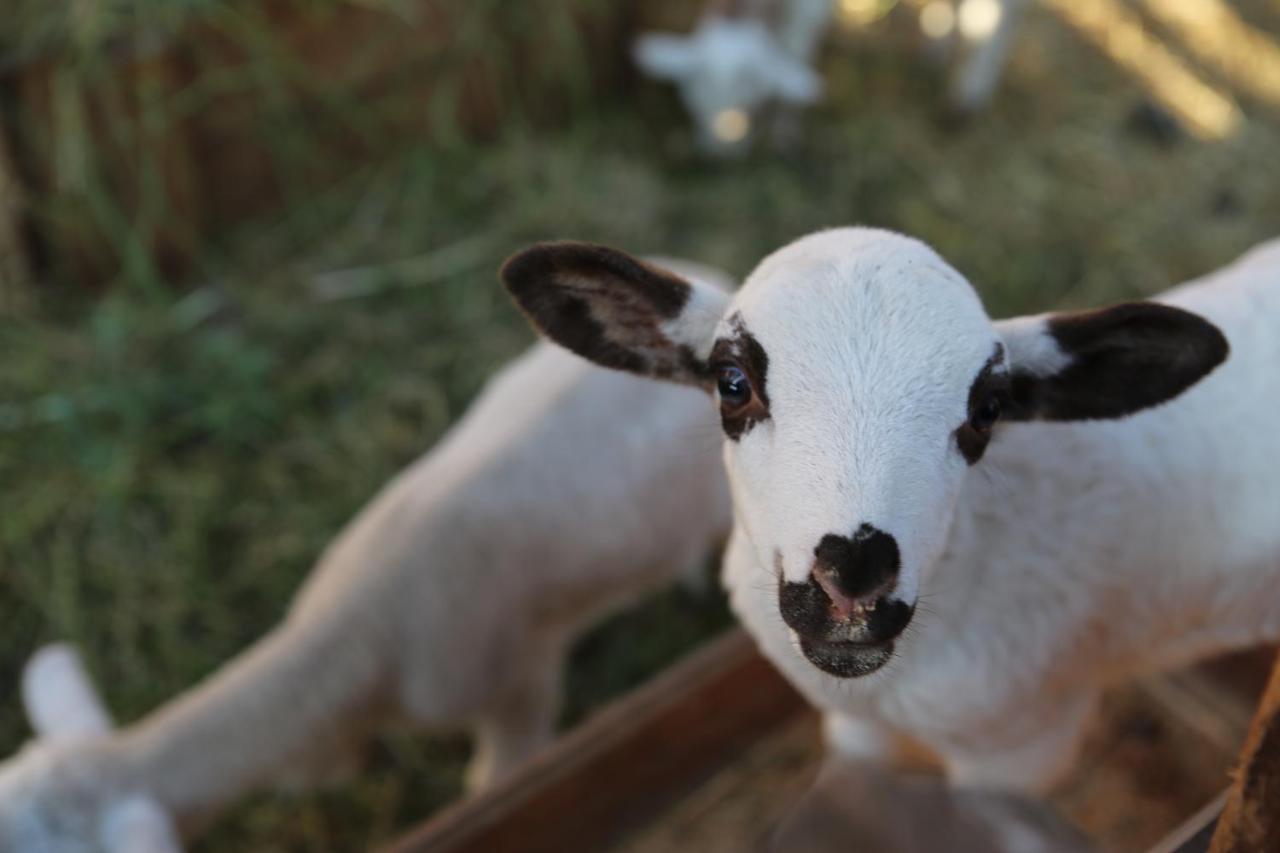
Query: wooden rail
xmin=384 ymin=630 xmax=806 ymax=853
xmin=1211 ymin=651 xmax=1280 ymax=851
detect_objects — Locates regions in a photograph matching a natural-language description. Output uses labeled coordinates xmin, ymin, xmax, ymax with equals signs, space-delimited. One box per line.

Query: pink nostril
xmin=813 ymin=567 xmax=872 ymax=621
xmin=810 ymin=526 xmax=900 ymax=617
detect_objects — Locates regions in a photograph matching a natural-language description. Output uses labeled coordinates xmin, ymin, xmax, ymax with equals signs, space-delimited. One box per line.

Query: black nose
xmin=813 ymin=524 xmax=900 ymax=602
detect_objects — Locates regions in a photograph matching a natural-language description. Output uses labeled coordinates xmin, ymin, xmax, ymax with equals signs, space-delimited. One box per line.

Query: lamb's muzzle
xmin=771 ymin=524 xmax=913 ymax=678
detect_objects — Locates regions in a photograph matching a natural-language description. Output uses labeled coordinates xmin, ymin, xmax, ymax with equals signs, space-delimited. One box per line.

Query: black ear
xmin=501 ymin=241 xmax=730 ymax=386
xmin=998 ymin=302 xmax=1229 ymax=421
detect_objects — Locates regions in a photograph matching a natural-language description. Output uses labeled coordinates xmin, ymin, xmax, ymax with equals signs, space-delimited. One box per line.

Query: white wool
xmin=518 ymin=226 xmax=1280 ymax=794
xmin=712 ymin=229 xmax=1280 ymax=792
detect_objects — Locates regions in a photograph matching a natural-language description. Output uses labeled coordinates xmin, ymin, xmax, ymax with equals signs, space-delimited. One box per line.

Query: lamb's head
xmin=502 ymin=228 xmax=1228 ymax=679
xmin=0 ymin=737 xmax=176 ymax=853
xmin=634 ymin=16 xmax=822 ymax=153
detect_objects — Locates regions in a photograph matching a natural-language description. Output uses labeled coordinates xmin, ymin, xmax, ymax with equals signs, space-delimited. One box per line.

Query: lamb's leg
xmin=947 ymin=0 xmax=1028 ymax=115
xmin=936 ymin=692 xmax=1097 ymax=794
xmin=464 ymin=645 xmax=564 ymax=793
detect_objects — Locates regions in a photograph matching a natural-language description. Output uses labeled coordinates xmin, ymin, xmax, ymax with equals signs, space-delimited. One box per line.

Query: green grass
xmin=3 ymin=1 xmax=1280 ymax=849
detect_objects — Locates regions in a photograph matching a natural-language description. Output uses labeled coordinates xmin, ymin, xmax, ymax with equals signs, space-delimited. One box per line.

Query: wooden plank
xmin=1210 ymin=651 xmax=1280 ymax=852
xmin=0 ymin=1 xmax=642 ymax=288
xmin=1148 ymin=792 xmax=1225 ymax=853
xmin=384 ymin=629 xmax=806 ymax=853
xmin=0 ymin=117 xmax=31 ymax=307
xmin=621 ymin=715 xmax=822 ymax=853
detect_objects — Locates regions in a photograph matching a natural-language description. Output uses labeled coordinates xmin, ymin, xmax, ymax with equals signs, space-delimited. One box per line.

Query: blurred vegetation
xmin=2 ymin=0 xmax=1280 ymax=849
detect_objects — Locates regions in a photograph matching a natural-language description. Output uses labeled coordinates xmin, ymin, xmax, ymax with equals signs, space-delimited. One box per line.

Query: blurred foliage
xmin=1 ymin=1 xmax=215 ymax=59
xmin=0 ymin=0 xmax=625 ymax=290
xmin=2 ymin=0 xmax=1280 ymax=850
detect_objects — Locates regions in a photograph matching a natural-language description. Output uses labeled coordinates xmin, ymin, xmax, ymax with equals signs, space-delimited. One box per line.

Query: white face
xmin=713 ymin=230 xmax=1000 ymax=602
xmin=697 ymin=231 xmax=1008 ymax=676
xmin=503 ymin=226 xmax=1229 ymax=679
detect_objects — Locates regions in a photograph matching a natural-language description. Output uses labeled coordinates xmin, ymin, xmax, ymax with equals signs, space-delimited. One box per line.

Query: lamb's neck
xmin=104 ymin=613 xmax=389 ymax=828
xmin=928 ymin=410 xmax=1280 ymax=676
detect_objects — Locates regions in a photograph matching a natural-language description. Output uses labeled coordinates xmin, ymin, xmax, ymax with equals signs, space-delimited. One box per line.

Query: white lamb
xmin=503 ymin=228 xmax=1279 ymax=793
xmin=634 ymin=0 xmax=832 ymax=154
xmin=0 ymin=257 xmax=733 ymax=851
xmin=634 ymin=0 xmax=1030 ymax=155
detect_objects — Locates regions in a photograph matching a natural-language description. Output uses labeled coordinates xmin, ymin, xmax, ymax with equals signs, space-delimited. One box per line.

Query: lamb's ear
xmin=502 ymin=242 xmax=731 ymax=387
xmin=995 ymin=302 xmax=1229 ymax=421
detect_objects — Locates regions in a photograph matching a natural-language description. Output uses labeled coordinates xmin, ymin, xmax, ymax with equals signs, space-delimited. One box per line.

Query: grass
xmin=3 ymin=1 xmax=1280 ymax=849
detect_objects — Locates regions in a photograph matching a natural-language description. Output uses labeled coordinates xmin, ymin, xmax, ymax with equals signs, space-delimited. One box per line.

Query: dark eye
xmin=716 ymin=365 xmax=752 ymax=408
xmin=970 ymin=394 xmax=1002 ymax=432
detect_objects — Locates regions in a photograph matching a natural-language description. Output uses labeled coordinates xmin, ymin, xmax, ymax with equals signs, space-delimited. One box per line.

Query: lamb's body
xmin=726 ymin=238 xmax=1280 ymax=788
xmin=0 ymin=265 xmax=732 ymax=848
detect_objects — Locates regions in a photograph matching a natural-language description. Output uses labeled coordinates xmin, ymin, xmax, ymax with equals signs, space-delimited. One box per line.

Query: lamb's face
xmin=503 ymin=227 xmax=1229 ymax=682
xmin=708 ymin=231 xmax=1003 ymax=677
xmin=633 ymin=18 xmax=822 ymax=154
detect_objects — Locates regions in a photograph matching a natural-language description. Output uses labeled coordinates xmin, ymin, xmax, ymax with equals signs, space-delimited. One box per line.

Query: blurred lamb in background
xmin=634 ymin=0 xmax=1027 ymax=154
xmin=635 ymin=0 xmax=833 ymax=154
xmin=8 ymin=647 xmax=181 ymax=853
xmin=0 ymin=258 xmax=734 ymax=852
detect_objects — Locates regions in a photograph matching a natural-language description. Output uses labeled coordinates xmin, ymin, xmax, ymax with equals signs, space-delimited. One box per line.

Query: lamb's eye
xmin=970 ymin=394 xmax=1003 ymax=432
xmin=717 ymin=365 xmax=752 ymax=408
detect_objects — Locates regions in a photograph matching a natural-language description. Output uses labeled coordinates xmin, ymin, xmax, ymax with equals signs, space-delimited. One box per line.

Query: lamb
xmin=633 ymin=0 xmax=1028 ymax=155
xmin=0 ymin=256 xmax=733 ymax=851
xmin=7 ymin=645 xmax=180 ymax=853
xmin=634 ymin=0 xmax=830 ymax=154
xmin=502 ymin=228 xmax=1280 ymax=794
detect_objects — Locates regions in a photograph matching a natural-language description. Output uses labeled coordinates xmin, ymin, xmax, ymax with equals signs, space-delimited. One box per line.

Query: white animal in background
xmin=504 ymin=227 xmax=1280 ymax=793
xmin=0 ymin=257 xmax=734 ymax=851
xmin=634 ymin=0 xmax=1029 ymax=153
xmin=635 ymin=0 xmax=832 ymax=153
xmin=10 ymin=645 xmax=180 ymax=853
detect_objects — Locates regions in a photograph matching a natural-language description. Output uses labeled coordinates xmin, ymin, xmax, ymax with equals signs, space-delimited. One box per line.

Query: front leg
xmin=947 ymin=0 xmax=1029 ymax=114
xmin=464 ymin=638 xmax=565 ymax=793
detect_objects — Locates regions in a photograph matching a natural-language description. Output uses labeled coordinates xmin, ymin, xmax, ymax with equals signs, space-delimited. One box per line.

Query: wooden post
xmin=1210 ymin=652 xmax=1280 ymax=852
xmin=0 ymin=114 xmax=31 ymax=309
